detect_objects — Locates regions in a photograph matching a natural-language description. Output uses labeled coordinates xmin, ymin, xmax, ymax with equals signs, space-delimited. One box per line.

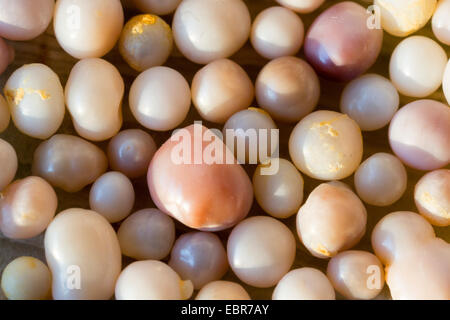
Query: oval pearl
xmin=354 ymin=153 xmax=407 ymax=207
xmin=32 ymin=134 xmax=108 ymax=193
xmin=340 ymin=74 xmax=399 ymax=131
xmin=119 ymin=14 xmax=173 ymax=72
xmin=45 ymin=208 xmax=122 ymax=300
xmin=304 ymin=1 xmax=383 ymax=81
xmin=129 ymin=66 xmax=191 ymax=131
xmin=414 ymin=169 xmax=450 ymax=227
xmin=0 ymin=0 xmax=54 ymax=40
xmin=0 ymin=94 xmax=10 ymax=133
xmin=196 ymin=281 xmax=250 ymax=300
xmin=107 ymin=129 xmax=157 ymax=179
xmin=327 ymin=251 xmax=384 ymax=300
xmin=275 ymin=0 xmax=324 ymax=13
xmin=297 ymin=183 xmax=367 ymax=259
xmin=0 ymin=37 xmax=14 ymax=76
xmin=389 ymin=36 xmax=447 ymax=98
xmin=444 ymin=59 xmax=450 ymax=105
xmin=4 ymin=64 xmax=65 ymax=139
xmin=148 ymin=124 xmax=253 ymax=231
xmin=0 ymin=138 xmax=17 ymax=191
xmin=117 ymin=208 xmax=175 ymax=260
xmin=1 ymin=256 xmax=51 ymax=300
xmin=134 ymin=0 xmax=182 ymax=15
xmin=433 ymin=0 xmax=450 ymax=45
xmin=172 ymin=0 xmax=251 ymax=64
xmin=192 ymin=59 xmax=254 ymax=124
xmin=289 ymin=110 xmax=363 ymax=181
xmin=251 ymin=6 xmax=304 ymax=60
xmin=255 ymin=56 xmax=320 ymax=123
xmin=115 ymin=260 xmax=193 ymax=300
xmin=273 ymin=268 xmax=335 ymax=300
xmin=0 ymin=176 xmax=57 ymax=239
xmin=388 ymin=99 xmax=450 ymax=171
xmin=227 ymin=216 xmax=296 ymax=288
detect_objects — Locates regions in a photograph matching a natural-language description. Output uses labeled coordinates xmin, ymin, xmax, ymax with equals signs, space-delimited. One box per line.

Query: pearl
xmin=227 ymin=216 xmax=296 ymax=288
xmin=0 ymin=138 xmax=17 ymax=191
xmin=251 ymin=6 xmax=304 ymax=60
xmin=255 ymin=56 xmax=320 ymax=123
xmin=389 ymin=99 xmax=450 ymax=171
xmin=133 ymin=0 xmax=182 ymax=15
xmin=275 ymin=0 xmax=324 ymax=13
xmin=433 ymin=0 xmax=450 ymax=45
xmin=444 ymin=59 xmax=450 ymax=105
xmin=172 ymin=0 xmax=251 ymax=64
xmin=4 ymin=64 xmax=65 ymax=139
xmin=129 ymin=66 xmax=191 ymax=131
xmin=0 ymin=94 xmax=10 ymax=133
xmin=0 ymin=37 xmax=14 ymax=76
xmin=196 ymin=281 xmax=250 ymax=300
xmin=192 ymin=59 xmax=254 ymax=124
xmin=340 ymin=74 xmax=399 ymax=131
xmin=389 ymin=36 xmax=447 ymax=98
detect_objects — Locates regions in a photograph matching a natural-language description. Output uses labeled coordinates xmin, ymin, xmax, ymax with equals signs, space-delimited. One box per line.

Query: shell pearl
xmin=444 ymin=59 xmax=450 ymax=105
xmin=0 ymin=95 xmax=10 ymax=133
xmin=196 ymin=281 xmax=251 ymax=300
xmin=275 ymin=0 xmax=324 ymax=13
xmin=172 ymin=0 xmax=251 ymax=64
xmin=0 ymin=138 xmax=17 ymax=191
xmin=432 ymin=0 xmax=450 ymax=45
xmin=227 ymin=216 xmax=296 ymax=288
xmin=0 ymin=37 xmax=14 ymax=76
xmin=133 ymin=0 xmax=182 ymax=15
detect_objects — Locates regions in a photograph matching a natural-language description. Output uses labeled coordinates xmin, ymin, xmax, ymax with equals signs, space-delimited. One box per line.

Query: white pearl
xmin=0 ymin=94 xmax=10 ymax=133
xmin=0 ymin=138 xmax=17 ymax=191
xmin=275 ymin=0 xmax=325 ymax=13
xmin=432 ymin=0 xmax=450 ymax=45
xmin=195 ymin=281 xmax=251 ymax=300
xmin=444 ymin=59 xmax=450 ymax=105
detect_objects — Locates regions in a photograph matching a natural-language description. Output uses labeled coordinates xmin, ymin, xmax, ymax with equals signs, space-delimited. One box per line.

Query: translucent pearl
xmin=115 ymin=260 xmax=193 ymax=300
xmin=129 ymin=66 xmax=191 ymax=131
xmin=119 ymin=14 xmax=173 ymax=72
xmin=192 ymin=59 xmax=254 ymax=124
xmin=255 ymin=57 xmax=320 ymax=123
xmin=227 ymin=216 xmax=296 ymax=288
xmin=340 ymin=74 xmax=399 ymax=131
xmin=289 ymin=110 xmax=363 ymax=181
xmin=196 ymin=281 xmax=251 ymax=300
xmin=253 ymin=158 xmax=304 ymax=219
xmin=32 ymin=134 xmax=108 ymax=193
xmin=172 ymin=0 xmax=251 ymax=64
xmin=327 ymin=251 xmax=384 ymax=300
xmin=89 ymin=172 xmax=135 ymax=223
xmin=169 ymin=232 xmax=228 ymax=290
xmin=0 ymin=94 xmax=10 ymax=133
xmin=0 ymin=37 xmax=14 ymax=75
xmin=4 ymin=64 xmax=65 ymax=139
xmin=107 ymin=129 xmax=157 ymax=179
xmin=389 ymin=99 xmax=450 ymax=171
xmin=45 ymin=208 xmax=122 ymax=300
xmin=117 ymin=208 xmax=175 ymax=260
xmin=0 ymin=0 xmax=54 ymax=40
xmin=389 ymin=36 xmax=447 ymax=98
xmin=444 ymin=59 xmax=450 ymax=105
xmin=354 ymin=153 xmax=407 ymax=207
xmin=414 ymin=169 xmax=450 ymax=227
xmin=297 ymin=183 xmax=367 ymax=259
xmin=66 ymin=58 xmax=124 ymax=141
xmin=432 ymin=0 xmax=450 ymax=45
xmin=0 ymin=176 xmax=57 ymax=239
xmin=133 ymin=0 xmax=182 ymax=15
xmin=1 ymin=257 xmax=51 ymax=300
xmin=54 ymin=0 xmax=124 ymax=59
xmin=0 ymin=138 xmax=17 ymax=191
xmin=251 ymin=6 xmax=304 ymax=60
xmin=275 ymin=0 xmax=324 ymax=13
xmin=272 ymin=268 xmax=335 ymax=300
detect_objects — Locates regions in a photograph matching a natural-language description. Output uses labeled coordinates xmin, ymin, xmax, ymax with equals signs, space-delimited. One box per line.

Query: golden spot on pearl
xmin=131 ymin=15 xmax=157 ymax=35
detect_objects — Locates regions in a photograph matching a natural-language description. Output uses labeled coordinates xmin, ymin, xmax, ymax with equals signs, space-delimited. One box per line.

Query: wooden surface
xmin=0 ymin=0 xmax=449 ymax=300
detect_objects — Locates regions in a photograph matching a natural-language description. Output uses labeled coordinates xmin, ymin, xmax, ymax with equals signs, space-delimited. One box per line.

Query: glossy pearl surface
xmin=444 ymin=59 xmax=450 ymax=105
xmin=195 ymin=281 xmax=251 ymax=300
xmin=0 ymin=37 xmax=14 ymax=75
xmin=133 ymin=0 xmax=182 ymax=15
xmin=0 ymin=138 xmax=17 ymax=191
xmin=432 ymin=0 xmax=450 ymax=45
xmin=0 ymin=95 xmax=10 ymax=133
xmin=275 ymin=0 xmax=324 ymax=13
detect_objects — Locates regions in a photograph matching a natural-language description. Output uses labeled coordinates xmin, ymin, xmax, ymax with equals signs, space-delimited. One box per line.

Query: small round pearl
xmin=0 ymin=37 xmax=14 ymax=75
xmin=133 ymin=0 xmax=182 ymax=15
xmin=275 ymin=0 xmax=325 ymax=13
xmin=0 ymin=94 xmax=10 ymax=133
xmin=432 ymin=0 xmax=450 ymax=45
xmin=444 ymin=59 xmax=450 ymax=105
xmin=0 ymin=138 xmax=17 ymax=191
xmin=251 ymin=6 xmax=304 ymax=60
xmin=196 ymin=281 xmax=250 ymax=300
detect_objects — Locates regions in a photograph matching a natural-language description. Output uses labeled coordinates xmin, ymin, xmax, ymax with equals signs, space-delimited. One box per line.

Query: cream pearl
xmin=253 ymin=158 xmax=304 ymax=219
xmin=129 ymin=66 xmax=191 ymax=131
xmin=289 ymin=110 xmax=363 ymax=181
xmin=389 ymin=36 xmax=447 ymax=98
xmin=354 ymin=153 xmax=407 ymax=207
xmin=4 ymin=64 xmax=65 ymax=139
xmin=444 ymin=60 xmax=450 ymax=105
xmin=256 ymin=56 xmax=320 ymax=123
xmin=0 ymin=95 xmax=10 ymax=133
xmin=272 ymin=268 xmax=335 ymax=300
xmin=275 ymin=0 xmax=324 ymax=13
xmin=196 ymin=281 xmax=251 ymax=300
xmin=340 ymin=74 xmax=399 ymax=131
xmin=134 ymin=0 xmax=182 ymax=15
xmin=227 ymin=216 xmax=296 ymax=288
xmin=66 ymin=58 xmax=124 ymax=141
xmin=192 ymin=59 xmax=254 ymax=124
xmin=0 ymin=138 xmax=17 ymax=191
xmin=32 ymin=134 xmax=108 ymax=193
xmin=117 ymin=208 xmax=175 ymax=260
xmin=1 ymin=257 xmax=51 ymax=300
xmin=251 ymin=6 xmax=304 ymax=60
xmin=172 ymin=0 xmax=251 ymax=64
xmin=54 ymin=0 xmax=124 ymax=59
xmin=433 ymin=0 xmax=450 ymax=45
xmin=115 ymin=260 xmax=193 ymax=300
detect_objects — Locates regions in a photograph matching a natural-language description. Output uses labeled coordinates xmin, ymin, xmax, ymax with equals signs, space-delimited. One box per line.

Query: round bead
xmin=432 ymin=0 xmax=450 ymax=45
xmin=275 ymin=0 xmax=324 ymax=13
xmin=0 ymin=94 xmax=10 ymax=133
xmin=0 ymin=138 xmax=17 ymax=191
xmin=196 ymin=281 xmax=250 ymax=300
xmin=133 ymin=0 xmax=182 ymax=15
xmin=444 ymin=59 xmax=450 ymax=105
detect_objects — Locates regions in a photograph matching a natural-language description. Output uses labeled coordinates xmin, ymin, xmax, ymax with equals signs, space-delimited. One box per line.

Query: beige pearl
xmin=275 ymin=0 xmax=324 ymax=13
xmin=192 ymin=59 xmax=254 ymax=124
xmin=251 ymin=6 xmax=304 ymax=60
xmin=4 ymin=64 xmax=65 ymax=139
xmin=45 ymin=208 xmax=122 ymax=300
xmin=0 ymin=95 xmax=10 ymax=133
xmin=54 ymin=0 xmax=124 ymax=59
xmin=32 ymin=134 xmax=108 ymax=193
xmin=227 ymin=216 xmax=296 ymax=288
xmin=133 ymin=0 xmax=182 ymax=15
xmin=272 ymin=268 xmax=335 ymax=300
xmin=195 ymin=281 xmax=251 ymax=300
xmin=433 ymin=0 xmax=450 ymax=45
xmin=444 ymin=59 xmax=450 ymax=105
xmin=0 ymin=138 xmax=17 ymax=191
xmin=66 ymin=58 xmax=124 ymax=141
